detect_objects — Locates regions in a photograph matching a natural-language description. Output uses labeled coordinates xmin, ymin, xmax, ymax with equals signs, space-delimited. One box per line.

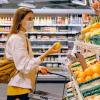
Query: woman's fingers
xmin=38 ymin=66 xmax=48 ymax=74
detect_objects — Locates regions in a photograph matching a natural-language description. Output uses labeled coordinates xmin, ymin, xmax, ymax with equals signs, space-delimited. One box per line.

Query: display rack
xmin=74 ymin=41 xmax=100 ymax=61
xmin=64 ymin=40 xmax=100 ymax=100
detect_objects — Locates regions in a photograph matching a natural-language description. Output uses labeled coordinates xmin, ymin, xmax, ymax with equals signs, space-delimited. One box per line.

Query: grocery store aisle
xmin=0 ymin=84 xmax=7 ymax=100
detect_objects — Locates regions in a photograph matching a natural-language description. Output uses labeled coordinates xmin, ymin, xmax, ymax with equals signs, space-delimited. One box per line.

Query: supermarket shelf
xmin=0 ymin=46 xmax=68 ymax=49
xmin=0 ymin=53 xmax=4 ymax=55
xmin=30 ymin=39 xmax=68 ymax=42
xmin=0 ymin=32 xmax=9 ymax=34
xmin=0 ymin=24 xmax=11 ymax=26
xmin=32 ymin=46 xmax=68 ymax=49
xmin=0 ymin=9 xmax=94 ymax=14
xmin=33 ymin=53 xmax=67 ymax=56
xmin=0 ymin=31 xmax=78 ymax=35
xmin=28 ymin=31 xmax=78 ymax=35
xmin=0 ymin=39 xmax=7 ymax=42
xmin=33 ymin=24 xmax=82 ymax=27
xmin=0 ymin=24 xmax=82 ymax=27
xmin=43 ymin=61 xmax=62 ymax=63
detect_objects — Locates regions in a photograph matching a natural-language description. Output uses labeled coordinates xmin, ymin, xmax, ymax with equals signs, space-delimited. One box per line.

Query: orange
xmin=74 ymin=71 xmax=80 ymax=77
xmin=53 ymin=42 xmax=62 ymax=50
xmin=78 ymin=71 xmax=86 ymax=79
xmin=92 ymin=73 xmax=100 ymax=79
xmin=84 ymin=67 xmax=93 ymax=76
xmin=77 ymin=77 xmax=85 ymax=83
xmin=81 ymin=25 xmax=91 ymax=34
xmin=92 ymin=64 xmax=100 ymax=74
xmin=85 ymin=76 xmax=92 ymax=82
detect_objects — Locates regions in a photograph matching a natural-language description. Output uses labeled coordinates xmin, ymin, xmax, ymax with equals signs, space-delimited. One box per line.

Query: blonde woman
xmin=5 ymin=7 xmax=60 ymax=100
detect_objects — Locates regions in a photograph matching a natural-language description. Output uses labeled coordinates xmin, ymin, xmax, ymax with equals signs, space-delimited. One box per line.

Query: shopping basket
xmin=29 ymin=72 xmax=67 ymax=100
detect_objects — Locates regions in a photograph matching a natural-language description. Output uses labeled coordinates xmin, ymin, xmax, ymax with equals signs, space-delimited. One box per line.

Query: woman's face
xmin=20 ymin=12 xmax=34 ymax=32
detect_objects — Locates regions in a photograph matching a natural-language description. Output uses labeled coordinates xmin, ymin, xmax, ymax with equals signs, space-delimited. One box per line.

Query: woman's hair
xmin=10 ymin=7 xmax=33 ymax=34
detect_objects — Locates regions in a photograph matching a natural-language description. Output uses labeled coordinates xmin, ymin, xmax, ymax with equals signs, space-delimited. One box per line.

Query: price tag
xmin=75 ymin=52 xmax=87 ymax=71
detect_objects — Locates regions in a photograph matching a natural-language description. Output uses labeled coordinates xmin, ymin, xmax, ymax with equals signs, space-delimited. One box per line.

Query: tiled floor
xmin=0 ymin=84 xmax=7 ymax=100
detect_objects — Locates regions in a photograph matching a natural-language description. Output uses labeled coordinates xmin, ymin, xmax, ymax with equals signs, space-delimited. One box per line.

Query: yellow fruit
xmin=85 ymin=76 xmax=92 ymax=82
xmin=79 ymin=34 xmax=85 ymax=40
xmin=84 ymin=67 xmax=94 ymax=76
xmin=91 ymin=23 xmax=100 ymax=29
xmin=92 ymin=73 xmax=100 ymax=79
xmin=78 ymin=71 xmax=86 ymax=78
xmin=84 ymin=32 xmax=91 ymax=42
xmin=77 ymin=77 xmax=85 ymax=83
xmin=81 ymin=25 xmax=91 ymax=34
xmin=74 ymin=71 xmax=79 ymax=77
xmin=53 ymin=42 xmax=62 ymax=50
xmin=94 ymin=95 xmax=100 ymax=100
xmin=92 ymin=63 xmax=100 ymax=74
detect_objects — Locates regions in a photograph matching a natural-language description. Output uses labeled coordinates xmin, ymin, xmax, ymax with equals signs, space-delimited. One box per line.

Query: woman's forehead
xmin=24 ymin=12 xmax=34 ymax=18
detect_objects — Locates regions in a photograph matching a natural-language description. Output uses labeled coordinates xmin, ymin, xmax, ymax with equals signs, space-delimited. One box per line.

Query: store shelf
xmin=32 ymin=46 xmax=68 ymax=49
xmin=0 ymin=46 xmax=68 ymax=49
xmin=0 ymin=9 xmax=94 ymax=14
xmin=0 ymin=32 xmax=9 ymax=34
xmin=0 ymin=31 xmax=78 ymax=35
xmin=33 ymin=53 xmax=67 ymax=56
xmin=43 ymin=61 xmax=62 ymax=63
xmin=0 ymin=53 xmax=4 ymax=55
xmin=0 ymin=39 xmax=7 ymax=42
xmin=30 ymin=39 xmax=68 ymax=42
xmin=0 ymin=23 xmax=82 ymax=27
xmin=28 ymin=31 xmax=78 ymax=35
xmin=33 ymin=24 xmax=82 ymax=27
xmin=0 ymin=24 xmax=11 ymax=26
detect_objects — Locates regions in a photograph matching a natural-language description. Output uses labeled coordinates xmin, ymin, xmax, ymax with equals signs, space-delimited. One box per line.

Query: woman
xmin=5 ymin=7 xmax=60 ymax=100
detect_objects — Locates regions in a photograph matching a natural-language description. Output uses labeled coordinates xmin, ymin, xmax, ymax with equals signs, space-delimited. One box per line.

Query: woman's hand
xmin=38 ymin=66 xmax=48 ymax=74
xmin=48 ymin=47 xmax=61 ymax=54
xmin=40 ymin=42 xmax=61 ymax=61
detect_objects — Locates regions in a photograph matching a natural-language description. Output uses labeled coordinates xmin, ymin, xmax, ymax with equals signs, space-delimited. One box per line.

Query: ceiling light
xmin=0 ymin=0 xmax=9 ymax=4
xmin=18 ymin=2 xmax=36 ymax=8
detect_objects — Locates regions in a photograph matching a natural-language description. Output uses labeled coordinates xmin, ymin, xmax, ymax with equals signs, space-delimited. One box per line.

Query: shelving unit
xmin=64 ymin=40 xmax=100 ymax=100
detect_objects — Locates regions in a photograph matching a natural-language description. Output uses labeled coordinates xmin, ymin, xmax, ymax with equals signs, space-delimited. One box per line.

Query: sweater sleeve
xmin=9 ymin=35 xmax=42 ymax=74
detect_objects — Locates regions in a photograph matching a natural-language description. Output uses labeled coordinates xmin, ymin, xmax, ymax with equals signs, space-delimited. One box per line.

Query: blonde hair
xmin=10 ymin=7 xmax=33 ymax=34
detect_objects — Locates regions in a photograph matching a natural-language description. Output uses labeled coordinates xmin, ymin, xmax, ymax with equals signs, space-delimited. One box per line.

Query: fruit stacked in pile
xmin=70 ymin=56 xmax=100 ymax=99
xmin=71 ymin=55 xmax=97 ymax=82
xmin=76 ymin=61 xmax=100 ymax=83
xmin=80 ymin=22 xmax=100 ymax=45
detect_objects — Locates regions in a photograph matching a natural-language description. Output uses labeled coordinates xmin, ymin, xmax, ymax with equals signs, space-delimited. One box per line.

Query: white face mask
xmin=25 ymin=21 xmax=34 ymax=31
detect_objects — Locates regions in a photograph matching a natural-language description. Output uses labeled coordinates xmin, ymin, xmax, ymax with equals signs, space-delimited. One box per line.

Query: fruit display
xmin=73 ymin=61 xmax=100 ymax=83
xmin=80 ymin=22 xmax=100 ymax=43
xmin=69 ymin=55 xmax=100 ymax=99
